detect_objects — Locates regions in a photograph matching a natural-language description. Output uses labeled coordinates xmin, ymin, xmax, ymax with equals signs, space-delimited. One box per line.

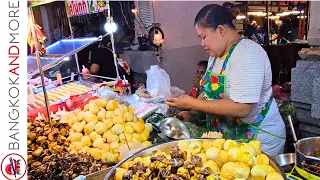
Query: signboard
xmin=65 ymin=0 xmax=108 ymax=17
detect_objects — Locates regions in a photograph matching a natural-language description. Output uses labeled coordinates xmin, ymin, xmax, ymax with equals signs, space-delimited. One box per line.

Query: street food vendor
xmin=166 ymin=4 xmax=286 ymax=156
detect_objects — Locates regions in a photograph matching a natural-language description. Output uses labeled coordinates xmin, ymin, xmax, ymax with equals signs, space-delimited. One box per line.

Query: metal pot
xmin=287 ymin=115 xmax=320 ymax=177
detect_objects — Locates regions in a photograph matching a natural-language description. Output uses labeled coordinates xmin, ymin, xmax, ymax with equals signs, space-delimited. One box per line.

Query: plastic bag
xmin=146 ymin=65 xmax=172 ymax=98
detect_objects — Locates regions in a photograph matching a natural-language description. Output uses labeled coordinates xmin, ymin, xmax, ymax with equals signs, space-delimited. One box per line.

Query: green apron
xmin=199 ymin=38 xmax=285 ymax=142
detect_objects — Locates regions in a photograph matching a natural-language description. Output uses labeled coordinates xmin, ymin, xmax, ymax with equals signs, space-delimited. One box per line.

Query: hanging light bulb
xmin=104 ymin=21 xmax=117 ymax=33
xmin=131 ymin=8 xmax=137 ymax=14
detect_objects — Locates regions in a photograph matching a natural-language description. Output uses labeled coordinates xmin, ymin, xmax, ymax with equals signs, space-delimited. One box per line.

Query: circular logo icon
xmin=1 ymin=153 xmax=27 ymax=180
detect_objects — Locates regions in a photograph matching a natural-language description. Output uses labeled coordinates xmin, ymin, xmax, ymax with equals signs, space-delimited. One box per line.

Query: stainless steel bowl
xmin=159 ymin=117 xmax=190 ymax=139
xmin=104 ymin=138 xmax=286 ymax=180
xmin=275 ymin=153 xmax=295 ymax=166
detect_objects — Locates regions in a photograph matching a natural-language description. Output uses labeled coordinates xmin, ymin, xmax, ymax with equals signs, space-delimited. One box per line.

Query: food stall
xmin=27 ymin=1 xmax=320 ymax=180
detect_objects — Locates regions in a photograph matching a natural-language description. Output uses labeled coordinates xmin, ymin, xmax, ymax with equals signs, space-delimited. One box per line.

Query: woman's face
xmin=195 ymin=24 xmax=226 ymax=58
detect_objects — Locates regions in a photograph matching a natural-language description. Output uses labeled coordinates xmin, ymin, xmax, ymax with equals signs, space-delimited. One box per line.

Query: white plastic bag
xmin=146 ymin=65 xmax=172 ymax=98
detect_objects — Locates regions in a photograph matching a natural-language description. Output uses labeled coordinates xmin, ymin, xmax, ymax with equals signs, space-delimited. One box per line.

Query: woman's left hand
xmin=166 ymin=95 xmax=195 ymax=110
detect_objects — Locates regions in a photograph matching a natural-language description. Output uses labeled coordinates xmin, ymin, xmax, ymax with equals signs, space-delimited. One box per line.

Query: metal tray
xmin=105 ymin=138 xmax=286 ymax=180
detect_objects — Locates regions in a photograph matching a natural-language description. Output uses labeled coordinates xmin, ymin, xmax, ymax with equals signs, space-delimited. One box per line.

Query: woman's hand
xmin=166 ymin=95 xmax=195 ymax=110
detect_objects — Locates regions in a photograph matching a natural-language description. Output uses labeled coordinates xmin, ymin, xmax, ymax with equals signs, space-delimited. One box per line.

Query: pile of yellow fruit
xmin=60 ymin=99 xmax=153 ymax=164
xmin=177 ymin=139 xmax=283 ymax=180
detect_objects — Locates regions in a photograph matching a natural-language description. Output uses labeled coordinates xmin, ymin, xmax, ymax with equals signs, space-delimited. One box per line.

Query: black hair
xmin=194 ymin=4 xmax=235 ymax=29
xmin=198 ymin=60 xmax=208 ymax=68
xmin=100 ymin=36 xmax=111 ymax=47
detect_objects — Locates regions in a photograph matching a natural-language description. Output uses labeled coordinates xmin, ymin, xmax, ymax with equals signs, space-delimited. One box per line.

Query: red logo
xmin=1 ymin=154 xmax=26 ymax=180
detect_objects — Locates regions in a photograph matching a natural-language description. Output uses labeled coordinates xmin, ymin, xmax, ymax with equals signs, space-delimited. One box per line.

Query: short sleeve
xmin=229 ymin=41 xmax=266 ymax=103
xmin=91 ymin=49 xmax=102 ymax=65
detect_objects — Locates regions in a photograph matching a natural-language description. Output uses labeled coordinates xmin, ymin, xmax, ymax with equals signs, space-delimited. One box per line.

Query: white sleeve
xmin=229 ymin=42 xmax=266 ymax=103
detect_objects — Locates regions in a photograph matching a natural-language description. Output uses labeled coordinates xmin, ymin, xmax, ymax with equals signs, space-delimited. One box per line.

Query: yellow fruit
xmin=142 ymin=141 xmax=152 ymax=148
xmin=114 ymin=108 xmax=125 ymax=116
xmin=113 ymin=116 xmax=125 ymax=124
xmin=95 ymin=122 xmax=108 ymax=135
xmin=70 ymin=142 xmax=83 ymax=151
xmin=102 ymin=152 xmax=117 ymax=164
xmin=89 ymin=103 xmax=100 ymax=115
xmin=69 ymin=133 xmax=83 ymax=143
xmin=123 ymin=112 xmax=134 ymax=122
xmin=119 ymin=133 xmax=133 ymax=143
xmin=188 ymin=140 xmax=202 ymax=155
xmin=266 ymin=172 xmax=284 ymax=180
xmin=144 ymin=123 xmax=153 ymax=132
xmin=216 ymin=150 xmax=229 ymax=168
xmin=206 ymin=146 xmax=220 ymax=160
xmin=107 ymin=134 xmax=120 ymax=143
xmin=77 ymin=111 xmax=84 ymax=121
xmin=212 ymin=139 xmax=226 ymax=150
xmin=96 ymin=99 xmax=108 ymax=108
xmin=203 ymin=139 xmax=213 ymax=150
xmin=80 ymin=136 xmax=92 ymax=147
xmin=105 ymin=111 xmax=115 ymax=119
xmin=249 ymin=140 xmax=261 ymax=154
xmin=257 ymin=154 xmax=269 ymax=165
xmin=177 ymin=141 xmax=189 ymax=151
xmin=203 ymin=160 xmax=220 ymax=172
xmin=84 ymin=122 xmax=95 ymax=134
xmin=141 ymin=130 xmax=150 ymax=141
xmin=103 ymin=130 xmax=112 ymax=139
xmin=128 ymin=108 xmax=135 ymax=113
xmin=103 ymin=119 xmax=114 ymax=130
xmin=97 ymin=109 xmax=107 ymax=120
xmin=92 ymin=138 xmax=106 ymax=149
xmin=101 ymin=143 xmax=110 ymax=152
xmin=132 ymin=122 xmax=145 ymax=133
xmin=132 ymin=133 xmax=142 ymax=143
xmin=112 ymin=124 xmax=124 ymax=135
xmin=110 ymin=142 xmax=120 ymax=153
xmin=223 ymin=139 xmax=238 ymax=151
xmin=83 ymin=104 xmax=90 ymax=111
xmin=227 ymin=147 xmax=239 ymax=162
xmin=91 ymin=148 xmax=103 ymax=160
xmin=197 ymin=153 xmax=207 ymax=164
xmin=124 ymin=125 xmax=134 ymax=134
xmin=89 ymin=131 xmax=101 ymax=142
xmin=79 ymin=146 xmax=90 ymax=154
xmin=106 ymin=100 xmax=119 ymax=111
xmin=85 ymin=113 xmax=98 ymax=123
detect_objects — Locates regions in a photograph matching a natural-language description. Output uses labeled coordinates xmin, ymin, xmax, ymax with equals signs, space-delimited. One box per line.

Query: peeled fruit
xmin=114 ymin=108 xmax=125 ymax=116
xmin=212 ymin=139 xmax=226 ymax=150
xmin=80 ymin=135 xmax=92 ymax=147
xmin=144 ymin=123 xmax=153 ymax=132
xmin=107 ymin=134 xmax=120 ymax=143
xmin=96 ymin=99 xmax=108 ymax=108
xmin=79 ymin=146 xmax=90 ymax=154
xmin=188 ymin=140 xmax=202 ymax=155
xmin=124 ymin=112 xmax=134 ymax=122
xmin=251 ymin=165 xmax=274 ymax=180
xmin=216 ymin=150 xmax=229 ymax=168
xmin=69 ymin=133 xmax=83 ymax=143
xmin=142 ymin=141 xmax=152 ymax=148
xmin=132 ymin=122 xmax=145 ymax=134
xmin=103 ymin=131 xmax=113 ymax=139
xmin=85 ymin=113 xmax=98 ymax=123
xmin=128 ymin=108 xmax=135 ymax=113
xmin=239 ymin=143 xmax=257 ymax=156
xmin=102 ymin=152 xmax=117 ymax=164
xmin=83 ymin=104 xmax=90 ymax=111
xmin=266 ymin=172 xmax=284 ymax=180
xmin=95 ymin=122 xmax=108 ymax=135
xmin=106 ymin=100 xmax=119 ymax=111
xmin=112 ymin=124 xmax=124 ymax=135
xmin=84 ymin=122 xmax=95 ymax=134
xmin=227 ymin=147 xmax=239 ymax=162
xmin=203 ymin=139 xmax=213 ymax=150
xmin=221 ymin=162 xmax=250 ymax=180
xmin=249 ymin=140 xmax=261 ymax=154
xmin=177 ymin=141 xmax=189 ymax=151
xmin=106 ymin=111 xmax=115 ymax=119
xmin=77 ymin=111 xmax=84 ymax=121
xmin=101 ymin=143 xmax=110 ymax=152
xmin=113 ymin=116 xmax=125 ymax=124
xmin=203 ymin=160 xmax=220 ymax=172
xmin=257 ymin=154 xmax=269 ymax=165
xmin=124 ymin=125 xmax=134 ymax=134
xmin=103 ymin=119 xmax=114 ymax=129
xmin=206 ymin=146 xmax=220 ymax=160
xmin=91 ymin=148 xmax=103 ymax=160
xmin=140 ymin=130 xmax=150 ymax=141
xmin=70 ymin=142 xmax=83 ymax=151
xmin=89 ymin=131 xmax=102 ymax=142
xmin=89 ymin=103 xmax=100 ymax=114
xmin=132 ymin=133 xmax=142 ymax=143
xmin=223 ymin=139 xmax=238 ymax=151
xmin=119 ymin=133 xmax=133 ymax=143
xmin=93 ymin=138 xmax=106 ymax=149
xmin=197 ymin=153 xmax=207 ymax=164
xmin=97 ymin=109 xmax=107 ymax=120
xmin=110 ymin=142 xmax=120 ymax=153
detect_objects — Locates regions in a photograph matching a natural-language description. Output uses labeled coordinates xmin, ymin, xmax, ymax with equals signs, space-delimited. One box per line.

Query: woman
xmin=166 ymin=4 xmax=286 ymax=156
xmin=190 ymin=60 xmax=208 ymax=98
